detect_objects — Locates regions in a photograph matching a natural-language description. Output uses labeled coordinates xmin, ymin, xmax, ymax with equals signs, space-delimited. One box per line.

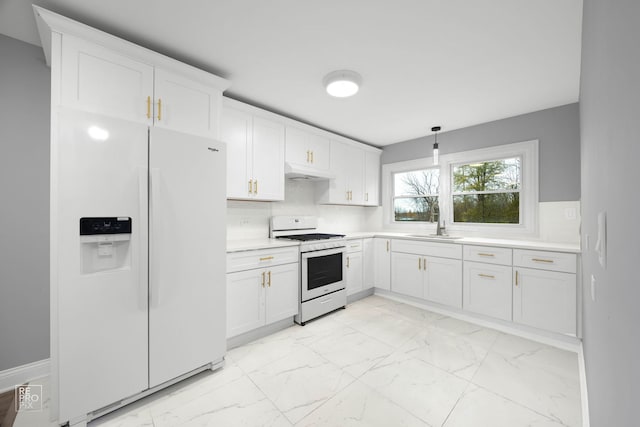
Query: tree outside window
xmin=393 ymin=169 xmax=440 ymax=222
xmin=452 ymin=157 xmax=521 ymax=224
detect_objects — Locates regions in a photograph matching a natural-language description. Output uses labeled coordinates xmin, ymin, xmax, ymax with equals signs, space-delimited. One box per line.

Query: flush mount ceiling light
xmin=323 ymin=70 xmax=362 ymax=98
xmin=431 ymin=126 xmax=441 ymax=165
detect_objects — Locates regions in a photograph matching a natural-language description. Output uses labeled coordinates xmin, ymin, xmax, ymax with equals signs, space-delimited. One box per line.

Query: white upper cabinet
xmin=61 ymin=35 xmax=154 ymax=124
xmin=364 ymin=151 xmax=380 ymax=206
xmin=317 ymin=140 xmax=365 ymax=205
xmin=153 ymin=68 xmax=222 ymax=139
xmin=285 ymin=127 xmax=330 ymax=171
xmin=221 ymin=100 xmax=285 ymax=201
xmin=60 ymin=35 xmax=226 ymax=139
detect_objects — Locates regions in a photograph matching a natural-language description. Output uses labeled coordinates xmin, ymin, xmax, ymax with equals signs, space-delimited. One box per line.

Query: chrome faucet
xmin=436 ymin=220 xmax=447 ymax=236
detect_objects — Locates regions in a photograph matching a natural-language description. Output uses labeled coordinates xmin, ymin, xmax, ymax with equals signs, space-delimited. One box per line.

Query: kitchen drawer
xmin=346 ymin=238 xmax=363 ymax=253
xmin=393 ymin=239 xmax=462 ymax=260
xmin=513 ymin=249 xmax=576 ymax=274
xmin=227 ymin=246 xmax=299 ymax=273
xmin=463 ymin=261 xmax=512 ymax=321
xmin=463 ymin=245 xmax=512 ymax=266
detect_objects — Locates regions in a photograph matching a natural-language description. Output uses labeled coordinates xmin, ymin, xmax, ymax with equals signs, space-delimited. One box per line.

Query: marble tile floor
xmin=15 ymin=295 xmax=582 ymax=427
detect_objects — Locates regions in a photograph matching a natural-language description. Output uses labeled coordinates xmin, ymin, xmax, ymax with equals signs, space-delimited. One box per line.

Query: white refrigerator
xmin=52 ymin=107 xmax=226 ymax=425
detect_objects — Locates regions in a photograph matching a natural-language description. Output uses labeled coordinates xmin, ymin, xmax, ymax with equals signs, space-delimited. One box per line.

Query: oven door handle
xmin=301 ymin=246 xmax=346 ymax=260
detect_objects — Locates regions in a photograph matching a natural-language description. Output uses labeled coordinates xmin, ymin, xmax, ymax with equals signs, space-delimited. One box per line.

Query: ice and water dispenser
xmin=80 ymin=217 xmax=132 ymax=274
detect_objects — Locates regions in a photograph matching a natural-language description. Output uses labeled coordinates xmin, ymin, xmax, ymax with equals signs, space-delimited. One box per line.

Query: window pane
xmin=394 ymin=197 xmax=440 ymax=222
xmin=452 ymin=158 xmax=521 ymax=193
xmin=394 ymin=169 xmax=439 ymax=196
xmin=453 ymin=193 xmax=519 ymax=224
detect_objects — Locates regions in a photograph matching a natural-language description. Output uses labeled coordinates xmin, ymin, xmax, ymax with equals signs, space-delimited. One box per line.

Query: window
xmin=382 ymin=140 xmax=538 ymax=236
xmin=393 ymin=168 xmax=440 ymax=222
xmin=452 ymin=157 xmax=521 ymax=224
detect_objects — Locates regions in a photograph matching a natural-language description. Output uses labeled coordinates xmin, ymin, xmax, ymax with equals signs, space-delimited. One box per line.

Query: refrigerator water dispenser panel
xmin=80 ymin=217 xmax=132 ymax=274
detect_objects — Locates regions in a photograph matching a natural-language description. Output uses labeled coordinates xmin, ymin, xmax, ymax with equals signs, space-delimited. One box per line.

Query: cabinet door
xmin=61 ymin=35 xmax=154 ymax=124
xmin=513 ymin=268 xmax=576 ymax=335
xmin=374 ymin=239 xmax=391 ymax=290
xmin=285 ymin=127 xmax=319 ymax=168
xmin=362 ymin=238 xmax=375 ymax=290
xmin=154 ymin=68 xmax=222 ymax=139
xmin=307 ymin=132 xmax=331 ymax=171
xmin=424 ymin=257 xmax=462 ymax=308
xmin=265 ymin=263 xmax=299 ymax=325
xmin=329 ymin=141 xmax=351 ymax=203
xmin=345 ymin=251 xmax=364 ymax=296
xmin=220 ymin=107 xmax=251 ymax=199
xmin=364 ymin=151 xmax=380 ymax=206
xmin=226 ymin=269 xmax=265 ymax=337
xmin=251 ymin=117 xmax=285 ymax=201
xmin=347 ymin=145 xmax=365 ymax=205
xmin=463 ymin=262 xmax=512 ymax=321
xmin=391 ymin=252 xmax=423 ymax=298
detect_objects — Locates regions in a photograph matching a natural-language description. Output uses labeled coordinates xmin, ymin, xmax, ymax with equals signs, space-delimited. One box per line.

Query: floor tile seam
xmin=478 ymin=347 xmax=582 ymax=385
xmin=467 ymin=381 xmax=573 ymax=426
xmin=233 ymin=342 xmax=312 ymax=376
xmin=440 ymin=381 xmax=475 ymax=427
xmin=339 ymin=322 xmax=415 ymax=351
xmin=240 ymin=367 xmax=292 ymax=425
xmin=290 ymin=374 xmax=363 ymax=426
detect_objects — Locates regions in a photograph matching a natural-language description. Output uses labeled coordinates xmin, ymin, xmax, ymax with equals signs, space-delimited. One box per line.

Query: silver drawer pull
xmin=532 ymin=258 xmax=554 ymax=263
xmin=478 ymin=273 xmax=495 ymax=279
xmin=478 ymin=253 xmax=495 ymax=257
xmin=320 ymin=297 xmax=333 ymax=304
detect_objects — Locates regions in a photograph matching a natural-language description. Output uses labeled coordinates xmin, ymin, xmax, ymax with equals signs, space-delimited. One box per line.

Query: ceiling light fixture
xmin=431 ymin=126 xmax=441 ymax=165
xmin=323 ymin=70 xmax=361 ymax=98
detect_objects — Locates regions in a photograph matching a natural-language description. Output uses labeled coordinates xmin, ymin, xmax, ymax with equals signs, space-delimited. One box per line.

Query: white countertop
xmin=228 ymin=232 xmax=580 ymax=254
xmin=344 ymin=231 xmax=581 ymax=253
xmin=226 ymin=238 xmax=300 ymax=253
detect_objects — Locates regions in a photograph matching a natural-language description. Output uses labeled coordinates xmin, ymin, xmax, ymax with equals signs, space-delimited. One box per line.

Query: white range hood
xmin=285 ymin=162 xmax=335 ymax=181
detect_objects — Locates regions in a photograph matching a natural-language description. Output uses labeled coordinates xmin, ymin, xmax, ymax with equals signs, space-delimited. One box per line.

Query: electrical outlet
xmin=564 ymin=207 xmax=577 ymax=220
xmin=240 ymin=217 xmax=250 ymax=225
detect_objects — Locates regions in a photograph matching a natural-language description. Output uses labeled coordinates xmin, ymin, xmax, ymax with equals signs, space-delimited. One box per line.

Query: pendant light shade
xmin=431 ymin=126 xmax=441 ymax=165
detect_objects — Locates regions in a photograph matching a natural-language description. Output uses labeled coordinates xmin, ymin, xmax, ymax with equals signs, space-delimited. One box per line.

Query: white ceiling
xmin=0 ymin=0 xmax=583 ymax=146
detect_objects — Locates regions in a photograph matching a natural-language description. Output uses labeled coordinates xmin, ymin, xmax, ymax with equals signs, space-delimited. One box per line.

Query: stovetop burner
xmin=276 ymin=233 xmax=345 ymax=242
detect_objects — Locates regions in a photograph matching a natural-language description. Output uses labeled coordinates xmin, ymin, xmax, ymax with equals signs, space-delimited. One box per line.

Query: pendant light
xmin=431 ymin=126 xmax=441 ymax=165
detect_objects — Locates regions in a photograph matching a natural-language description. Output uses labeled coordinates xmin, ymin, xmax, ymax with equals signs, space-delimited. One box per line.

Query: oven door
xmin=301 ymin=247 xmax=346 ymax=302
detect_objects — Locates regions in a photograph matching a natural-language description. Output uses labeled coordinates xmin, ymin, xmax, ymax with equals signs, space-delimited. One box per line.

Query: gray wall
xmin=579 ymin=0 xmax=640 ymax=425
xmin=0 ymin=34 xmax=50 ymax=371
xmin=381 ymin=103 xmax=581 ymax=202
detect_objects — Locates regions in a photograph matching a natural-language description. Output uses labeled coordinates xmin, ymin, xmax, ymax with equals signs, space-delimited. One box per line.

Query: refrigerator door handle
xmin=138 ymin=167 xmax=148 ymax=311
xmin=150 ymin=167 xmax=161 ymax=308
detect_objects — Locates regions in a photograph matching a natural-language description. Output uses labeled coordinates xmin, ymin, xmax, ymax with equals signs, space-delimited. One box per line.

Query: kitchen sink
xmin=406 ymin=234 xmax=464 ymax=240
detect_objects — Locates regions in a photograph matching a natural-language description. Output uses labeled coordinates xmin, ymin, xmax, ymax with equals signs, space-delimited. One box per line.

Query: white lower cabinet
xmin=362 ymin=238 xmax=375 ymax=290
xmin=345 ymin=239 xmax=364 ymax=296
xmin=391 ymin=250 xmax=462 ymax=307
xmin=513 ymin=267 xmax=576 ymax=335
xmin=373 ymin=238 xmax=391 ymax=290
xmin=463 ymin=261 xmax=513 ymax=321
xmin=226 ymin=257 xmax=298 ymax=338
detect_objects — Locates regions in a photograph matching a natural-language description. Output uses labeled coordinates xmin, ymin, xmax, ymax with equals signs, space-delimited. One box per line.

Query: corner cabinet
xmin=373 ymin=238 xmax=391 ymax=290
xmin=221 ymin=100 xmax=285 ymax=201
xmin=316 ymin=140 xmax=381 ymax=206
xmin=60 ymin=35 xmax=225 ymax=139
xmin=226 ymin=247 xmax=299 ymax=338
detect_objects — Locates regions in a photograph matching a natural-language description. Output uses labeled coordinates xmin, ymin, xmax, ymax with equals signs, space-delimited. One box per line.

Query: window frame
xmin=382 ymin=140 xmax=539 ymax=237
xmin=392 ymin=167 xmax=441 ymax=223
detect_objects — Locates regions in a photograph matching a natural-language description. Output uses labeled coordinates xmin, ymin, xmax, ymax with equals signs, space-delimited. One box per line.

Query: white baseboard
xmin=578 ymin=344 xmax=590 ymax=427
xmin=0 ymin=359 xmax=50 ymax=393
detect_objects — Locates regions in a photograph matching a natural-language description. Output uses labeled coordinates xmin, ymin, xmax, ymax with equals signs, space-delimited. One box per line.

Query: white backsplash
xmin=227 ymin=180 xmax=382 ymax=240
xmin=227 ymin=180 xmax=580 ymax=245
